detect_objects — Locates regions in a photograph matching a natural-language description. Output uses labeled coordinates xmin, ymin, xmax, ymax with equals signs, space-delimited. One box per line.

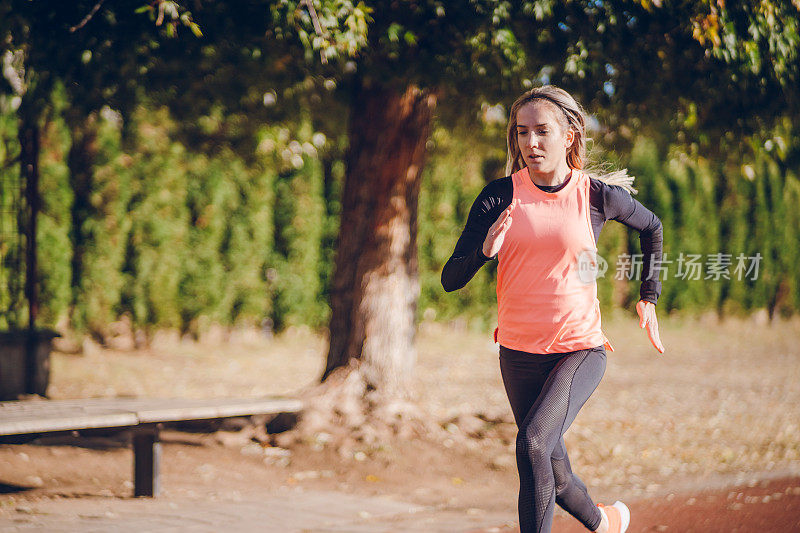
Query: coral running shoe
xmin=597 ymin=501 xmax=630 ymax=533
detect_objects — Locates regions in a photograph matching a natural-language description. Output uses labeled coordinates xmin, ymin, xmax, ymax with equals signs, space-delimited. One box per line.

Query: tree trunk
xmin=323 ymin=81 xmax=437 ymax=396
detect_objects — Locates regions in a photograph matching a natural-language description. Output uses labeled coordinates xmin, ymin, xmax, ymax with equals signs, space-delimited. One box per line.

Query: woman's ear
xmin=565 ymin=128 xmax=575 ymax=147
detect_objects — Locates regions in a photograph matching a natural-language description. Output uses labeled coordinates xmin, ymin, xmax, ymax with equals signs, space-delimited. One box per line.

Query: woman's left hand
xmin=636 ymin=300 xmax=664 ymax=354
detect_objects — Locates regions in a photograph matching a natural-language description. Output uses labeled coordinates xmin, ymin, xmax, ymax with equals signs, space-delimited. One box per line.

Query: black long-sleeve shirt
xmin=441 ymin=174 xmax=663 ymax=304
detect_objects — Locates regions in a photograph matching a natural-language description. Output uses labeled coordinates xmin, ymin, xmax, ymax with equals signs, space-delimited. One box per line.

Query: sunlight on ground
xmin=47 ymin=315 xmax=800 ymax=497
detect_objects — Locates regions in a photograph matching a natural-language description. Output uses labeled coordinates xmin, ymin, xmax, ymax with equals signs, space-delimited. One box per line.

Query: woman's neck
xmin=527 ymin=163 xmax=573 ymax=187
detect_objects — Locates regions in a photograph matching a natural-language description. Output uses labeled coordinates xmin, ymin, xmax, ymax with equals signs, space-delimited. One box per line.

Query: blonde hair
xmin=505 ymin=85 xmax=637 ymax=193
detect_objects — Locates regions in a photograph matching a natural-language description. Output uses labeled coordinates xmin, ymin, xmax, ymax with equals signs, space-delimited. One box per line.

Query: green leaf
xmin=387 ymin=22 xmax=402 ymax=43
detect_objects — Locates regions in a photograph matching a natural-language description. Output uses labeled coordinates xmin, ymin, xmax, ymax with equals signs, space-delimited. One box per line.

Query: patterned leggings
xmin=499 ymin=345 xmax=606 ymax=533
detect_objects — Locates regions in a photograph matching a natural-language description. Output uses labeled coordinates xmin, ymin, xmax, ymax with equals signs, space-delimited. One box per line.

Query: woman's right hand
xmin=636 ymin=300 xmax=665 ymax=354
xmin=482 ymin=199 xmax=518 ymax=258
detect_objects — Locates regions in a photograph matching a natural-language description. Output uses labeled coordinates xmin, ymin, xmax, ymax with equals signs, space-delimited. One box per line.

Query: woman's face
xmin=516 ymin=102 xmax=574 ymax=177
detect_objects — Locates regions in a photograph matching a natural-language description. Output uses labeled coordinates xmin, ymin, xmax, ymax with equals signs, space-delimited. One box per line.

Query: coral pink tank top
xmin=494 ymin=167 xmax=612 ymax=353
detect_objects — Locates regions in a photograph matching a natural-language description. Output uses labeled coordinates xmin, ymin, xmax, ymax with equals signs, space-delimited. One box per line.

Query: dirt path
xmin=471 ymin=476 xmax=800 ymax=533
xmin=1 ymin=435 xmax=799 ymax=532
xmin=3 ymin=318 xmax=799 ymax=531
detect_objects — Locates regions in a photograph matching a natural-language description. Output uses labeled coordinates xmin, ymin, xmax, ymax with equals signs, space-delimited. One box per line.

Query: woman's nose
xmin=528 ymin=135 xmax=539 ymax=148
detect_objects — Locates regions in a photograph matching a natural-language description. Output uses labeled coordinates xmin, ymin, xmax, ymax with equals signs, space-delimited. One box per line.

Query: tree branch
xmin=299 ymin=0 xmax=327 ymax=64
xmin=300 ymin=0 xmax=324 ymax=36
xmin=1 ymin=155 xmax=20 ymax=170
xmin=70 ymin=0 xmax=107 ymax=33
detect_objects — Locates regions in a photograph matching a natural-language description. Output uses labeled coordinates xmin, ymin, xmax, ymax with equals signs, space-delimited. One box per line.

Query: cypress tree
xmin=121 ymin=109 xmax=189 ymax=332
xmin=766 ymin=155 xmax=791 ymax=316
xmin=178 ymin=152 xmax=232 ymax=331
xmin=717 ymin=162 xmax=749 ymax=316
xmin=694 ymin=158 xmax=722 ymax=310
xmin=0 ymin=105 xmax=24 ymax=329
xmin=223 ymin=158 xmax=276 ymax=327
xmin=784 ymin=174 xmax=800 ymax=315
xmin=72 ymin=108 xmax=134 ymax=338
xmin=267 ymin=124 xmax=326 ymax=331
xmin=36 ymin=98 xmax=73 ymax=329
xmin=749 ymin=157 xmax=773 ymax=313
xmin=665 ymin=155 xmax=701 ymax=311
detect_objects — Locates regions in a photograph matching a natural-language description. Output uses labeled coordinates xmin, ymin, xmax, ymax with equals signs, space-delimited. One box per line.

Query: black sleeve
xmin=441 ymin=177 xmax=513 ymax=292
xmin=598 ymin=181 xmax=663 ymax=304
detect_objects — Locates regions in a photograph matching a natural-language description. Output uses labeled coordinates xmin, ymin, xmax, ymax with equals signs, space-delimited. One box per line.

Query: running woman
xmin=441 ymin=85 xmax=664 ymax=533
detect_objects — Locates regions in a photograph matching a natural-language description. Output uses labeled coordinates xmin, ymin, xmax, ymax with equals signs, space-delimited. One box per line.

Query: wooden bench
xmin=0 ymin=397 xmax=303 ymax=497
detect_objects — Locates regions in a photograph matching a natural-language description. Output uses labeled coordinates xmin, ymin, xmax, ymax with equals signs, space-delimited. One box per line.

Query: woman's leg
xmin=552 ymin=437 xmax=601 ymax=528
xmin=499 ymin=346 xmax=563 ymax=427
xmin=500 ymin=346 xmax=606 ymax=533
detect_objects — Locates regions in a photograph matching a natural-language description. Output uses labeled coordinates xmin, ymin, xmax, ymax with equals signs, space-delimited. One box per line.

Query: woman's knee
xmin=516 ymin=424 xmax=551 ymax=462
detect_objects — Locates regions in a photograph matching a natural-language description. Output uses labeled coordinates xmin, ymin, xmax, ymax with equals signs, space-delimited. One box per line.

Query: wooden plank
xmin=0 ymin=397 xmax=303 ymax=436
xmin=128 ymin=397 xmax=303 ymax=423
xmin=0 ymin=401 xmax=138 ymax=435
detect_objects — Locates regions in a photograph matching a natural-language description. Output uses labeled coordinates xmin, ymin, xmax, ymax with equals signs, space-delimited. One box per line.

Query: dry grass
xmin=49 ymin=328 xmax=326 ymax=400
xmin=47 ymin=315 xmax=800 ymax=499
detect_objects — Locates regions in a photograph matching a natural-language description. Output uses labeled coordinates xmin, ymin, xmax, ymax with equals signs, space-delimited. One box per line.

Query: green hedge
xmin=1 ymin=100 xmax=798 ymax=337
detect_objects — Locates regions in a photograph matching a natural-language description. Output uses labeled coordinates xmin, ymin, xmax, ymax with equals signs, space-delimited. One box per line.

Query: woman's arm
xmin=597 ymin=180 xmax=665 ymax=353
xmin=599 ymin=182 xmax=663 ymax=304
xmin=441 ymin=177 xmax=513 ymax=292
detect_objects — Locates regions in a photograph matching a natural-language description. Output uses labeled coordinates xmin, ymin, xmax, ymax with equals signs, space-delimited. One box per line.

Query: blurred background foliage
xmin=1 ymin=0 xmax=799 ymax=340
xmin=1 ymin=89 xmax=798 ymax=338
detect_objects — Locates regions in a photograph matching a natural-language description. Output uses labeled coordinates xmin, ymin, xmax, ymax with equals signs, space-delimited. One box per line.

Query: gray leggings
xmin=499 ymin=345 xmax=607 ymax=533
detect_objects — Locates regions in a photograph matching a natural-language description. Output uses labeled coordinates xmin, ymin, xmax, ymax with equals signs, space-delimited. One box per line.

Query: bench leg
xmin=133 ymin=425 xmax=160 ymax=497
